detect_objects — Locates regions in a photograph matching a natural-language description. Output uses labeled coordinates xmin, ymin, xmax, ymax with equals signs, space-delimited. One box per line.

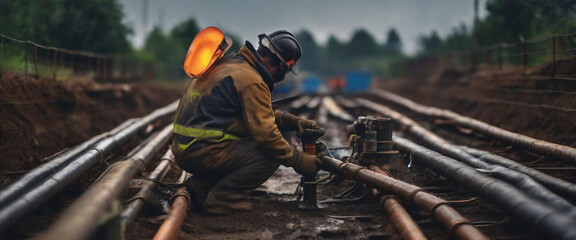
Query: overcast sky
xmin=118 ymin=0 xmax=487 ymax=55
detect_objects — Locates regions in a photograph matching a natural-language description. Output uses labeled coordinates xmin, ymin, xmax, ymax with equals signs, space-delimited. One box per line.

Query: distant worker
xmin=171 ymin=28 xmax=322 ymax=212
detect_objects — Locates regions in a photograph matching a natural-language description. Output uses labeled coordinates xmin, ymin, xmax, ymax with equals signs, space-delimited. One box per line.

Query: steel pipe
xmin=153 ymin=171 xmax=190 ymax=240
xmin=322 ymin=96 xmax=355 ymax=123
xmin=370 ymin=89 xmax=576 ymax=164
xmin=290 ymin=95 xmax=311 ymax=109
xmin=0 ymin=101 xmax=178 ymax=235
xmin=40 ymin=125 xmax=173 ymax=240
xmin=461 ymin=146 xmax=576 ymax=201
xmin=394 ymin=137 xmax=576 ymax=240
xmin=0 ymin=120 xmax=132 ymax=208
xmin=357 ymin=98 xmax=576 ymax=211
xmin=369 ymin=165 xmax=425 ymax=240
xmin=322 ymin=156 xmax=487 ymax=240
xmin=121 ymin=149 xmax=175 ymax=226
xmin=307 ymin=96 xmax=322 ymax=109
xmin=380 ymin=196 xmax=427 ymax=240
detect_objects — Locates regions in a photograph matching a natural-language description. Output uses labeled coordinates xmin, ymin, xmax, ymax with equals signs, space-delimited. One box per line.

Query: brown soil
xmin=384 ymin=63 xmax=576 ymax=148
xmin=0 ymin=72 xmax=183 ymax=186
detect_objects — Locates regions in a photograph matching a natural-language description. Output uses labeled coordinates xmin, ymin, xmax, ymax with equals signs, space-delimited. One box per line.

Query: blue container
xmin=302 ymin=77 xmax=320 ymax=92
xmin=345 ymin=72 xmax=371 ymax=92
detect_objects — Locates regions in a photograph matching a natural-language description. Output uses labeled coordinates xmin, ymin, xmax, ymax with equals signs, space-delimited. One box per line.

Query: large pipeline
xmin=394 ymin=137 xmax=576 ymax=240
xmin=40 ymin=125 xmax=173 ymax=240
xmin=357 ymin=98 xmax=576 ymax=210
xmin=461 ymin=146 xmax=576 ymax=202
xmin=0 ymin=120 xmax=133 ymax=208
xmin=121 ymin=149 xmax=175 ymax=226
xmin=380 ymin=195 xmax=426 ymax=240
xmin=321 ymin=156 xmax=487 ymax=240
xmin=0 ymin=101 xmax=178 ymax=234
xmin=369 ymin=165 xmax=426 ymax=240
xmin=370 ymin=89 xmax=576 ymax=164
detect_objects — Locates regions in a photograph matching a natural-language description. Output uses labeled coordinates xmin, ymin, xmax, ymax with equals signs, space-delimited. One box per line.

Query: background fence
xmin=0 ymin=34 xmax=183 ymax=82
xmin=395 ymin=33 xmax=576 ymax=80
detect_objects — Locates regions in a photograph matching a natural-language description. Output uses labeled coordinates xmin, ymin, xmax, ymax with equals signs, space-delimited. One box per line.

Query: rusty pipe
xmin=357 ymin=98 xmax=576 ymax=210
xmin=370 ymin=89 xmax=576 ymax=164
xmin=381 ymin=196 xmax=426 ymax=240
xmin=368 ymin=165 xmax=426 ymax=240
xmin=40 ymin=125 xmax=173 ymax=240
xmin=322 ymin=156 xmax=487 ymax=240
xmin=153 ymin=171 xmax=190 ymax=240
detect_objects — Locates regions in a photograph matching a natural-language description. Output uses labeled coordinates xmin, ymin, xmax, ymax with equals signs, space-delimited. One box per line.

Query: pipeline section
xmin=380 ymin=195 xmax=426 ymax=240
xmin=369 ymin=165 xmax=426 ymax=240
xmin=460 ymin=146 xmax=576 ymax=202
xmin=0 ymin=120 xmax=133 ymax=208
xmin=370 ymin=89 xmax=576 ymax=164
xmin=153 ymin=171 xmax=191 ymax=240
xmin=322 ymin=96 xmax=355 ymax=123
xmin=322 ymin=156 xmax=487 ymax=240
xmin=0 ymin=101 xmax=178 ymax=234
xmin=121 ymin=149 xmax=175 ymax=226
xmin=40 ymin=125 xmax=173 ymax=240
xmin=357 ymin=98 xmax=576 ymax=210
xmin=393 ymin=137 xmax=576 ymax=240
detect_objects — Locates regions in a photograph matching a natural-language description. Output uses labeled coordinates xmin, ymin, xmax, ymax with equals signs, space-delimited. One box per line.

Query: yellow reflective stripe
xmin=189 ymin=89 xmax=201 ymax=101
xmin=173 ymin=123 xmax=240 ymax=150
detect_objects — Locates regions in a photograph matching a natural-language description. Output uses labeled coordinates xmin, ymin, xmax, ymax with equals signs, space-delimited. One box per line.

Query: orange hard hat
xmin=183 ymin=26 xmax=232 ymax=78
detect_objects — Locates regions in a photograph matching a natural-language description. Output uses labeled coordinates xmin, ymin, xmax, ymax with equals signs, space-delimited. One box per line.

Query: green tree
xmin=170 ymin=18 xmax=200 ymax=54
xmin=444 ymin=24 xmax=472 ymax=52
xmin=0 ymin=0 xmax=131 ymax=53
xmin=324 ymin=35 xmax=346 ymax=74
xmin=143 ymin=26 xmax=184 ymax=80
xmin=227 ymin=32 xmax=243 ymax=53
xmin=346 ymin=29 xmax=379 ymax=58
xmin=417 ymin=31 xmax=443 ymax=56
xmin=478 ymin=0 xmax=576 ymax=46
xmin=296 ymin=29 xmax=322 ymax=73
xmin=382 ymin=28 xmax=403 ymax=56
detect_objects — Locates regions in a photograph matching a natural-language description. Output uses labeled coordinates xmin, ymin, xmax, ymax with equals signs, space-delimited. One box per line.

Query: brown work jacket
xmin=172 ymin=41 xmax=301 ymax=167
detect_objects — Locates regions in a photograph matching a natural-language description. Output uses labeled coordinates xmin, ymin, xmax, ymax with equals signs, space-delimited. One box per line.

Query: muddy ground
xmin=1 ymin=60 xmax=575 ymax=239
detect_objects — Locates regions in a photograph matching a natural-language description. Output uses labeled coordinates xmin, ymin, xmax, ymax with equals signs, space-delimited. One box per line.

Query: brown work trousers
xmin=173 ymin=139 xmax=280 ymax=207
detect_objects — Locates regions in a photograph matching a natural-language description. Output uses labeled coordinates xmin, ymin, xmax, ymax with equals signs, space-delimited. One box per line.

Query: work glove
xmin=296 ymin=118 xmax=319 ymax=134
xmin=278 ymin=111 xmax=319 ymax=134
xmin=292 ymin=152 xmax=323 ymax=176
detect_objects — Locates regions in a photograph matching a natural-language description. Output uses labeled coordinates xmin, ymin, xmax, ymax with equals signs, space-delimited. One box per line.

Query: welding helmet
xmin=183 ymin=26 xmax=232 ymax=78
xmin=258 ymin=30 xmax=302 ymax=75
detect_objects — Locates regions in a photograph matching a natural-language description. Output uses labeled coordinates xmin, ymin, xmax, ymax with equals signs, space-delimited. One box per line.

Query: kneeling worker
xmin=171 ymin=29 xmax=322 ymax=211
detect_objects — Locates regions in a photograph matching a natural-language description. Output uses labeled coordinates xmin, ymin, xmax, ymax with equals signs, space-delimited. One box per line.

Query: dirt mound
xmin=0 ymin=72 xmax=183 ymax=185
xmin=384 ymin=63 xmax=576 ymax=148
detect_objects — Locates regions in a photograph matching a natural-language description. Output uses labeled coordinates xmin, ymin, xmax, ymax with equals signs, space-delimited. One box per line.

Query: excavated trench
xmin=2 ymin=69 xmax=576 ymax=239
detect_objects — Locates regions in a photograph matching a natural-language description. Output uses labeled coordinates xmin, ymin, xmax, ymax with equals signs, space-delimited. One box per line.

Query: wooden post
xmin=53 ymin=50 xmax=58 ymax=80
xmin=34 ymin=46 xmax=39 ymax=76
xmin=520 ymin=41 xmax=525 ymax=77
xmin=24 ymin=45 xmax=28 ymax=74
xmin=552 ymin=36 xmax=556 ymax=77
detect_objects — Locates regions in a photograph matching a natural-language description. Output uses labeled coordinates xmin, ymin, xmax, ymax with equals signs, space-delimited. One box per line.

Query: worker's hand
xmin=296 ymin=118 xmax=319 ymax=134
xmin=278 ymin=111 xmax=318 ymax=133
xmin=292 ymin=152 xmax=323 ymax=176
